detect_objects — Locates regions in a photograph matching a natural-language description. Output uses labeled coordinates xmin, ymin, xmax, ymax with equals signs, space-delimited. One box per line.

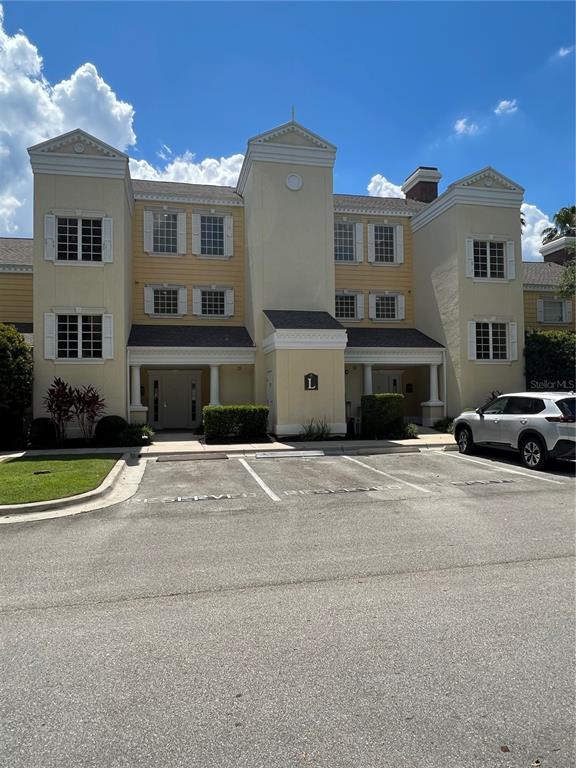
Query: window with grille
xmin=57 ymin=217 xmax=102 ymax=262
xmin=374 ymin=225 xmax=395 ymax=262
xmin=201 ymin=290 xmax=225 ymax=316
xmin=375 ymin=295 xmax=397 ymax=320
xmin=153 ymin=212 xmax=177 ymax=253
xmin=334 ymin=222 xmax=355 ymax=261
xmin=542 ymin=300 xmax=564 ymax=323
xmin=335 ymin=294 xmax=357 ymax=320
xmin=201 ymin=215 xmax=225 ymax=256
xmin=475 ymin=321 xmax=507 ymax=360
xmin=57 ymin=314 xmax=102 ymax=359
xmin=153 ymin=288 xmax=179 ymax=315
xmin=473 ymin=240 xmax=505 ymax=278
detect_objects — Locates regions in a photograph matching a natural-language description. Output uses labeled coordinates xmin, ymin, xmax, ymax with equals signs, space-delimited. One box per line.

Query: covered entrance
xmin=148 ymin=370 xmax=202 ymax=430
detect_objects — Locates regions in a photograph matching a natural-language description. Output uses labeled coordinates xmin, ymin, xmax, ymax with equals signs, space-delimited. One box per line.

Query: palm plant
xmin=541 ymin=205 xmax=576 ymax=244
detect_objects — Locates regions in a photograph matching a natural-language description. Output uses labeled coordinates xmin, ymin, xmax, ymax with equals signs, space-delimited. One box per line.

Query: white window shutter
xmin=44 ymin=214 xmax=56 ymax=261
xmin=178 ymin=287 xmax=188 ymax=315
xmin=44 ymin=312 xmax=56 ymax=359
xmin=509 ymin=322 xmax=518 ymax=361
xmin=192 ymin=214 xmax=201 ymax=255
xmin=368 ymin=294 xmax=376 ymax=320
xmin=465 ymin=239 xmax=474 ymax=277
xmin=192 ymin=288 xmax=202 ymax=315
xmin=143 ymin=211 xmax=154 ymax=253
xmin=397 ymin=294 xmax=405 ymax=320
xmin=537 ymin=299 xmax=544 ymax=322
xmin=225 ymin=288 xmax=234 ymax=317
xmin=102 ymin=314 xmax=114 ymax=359
xmin=563 ymin=300 xmax=572 ymax=323
xmin=395 ymin=224 xmax=404 ymax=264
xmin=356 ymin=293 xmax=364 ymax=320
xmin=144 ymin=286 xmax=154 ymax=315
xmin=506 ymin=240 xmax=515 ymax=279
xmin=367 ymin=224 xmax=375 ymax=263
xmin=224 ymin=215 xmax=234 ymax=257
xmin=355 ymin=222 xmax=364 ymax=262
xmin=177 ymin=212 xmax=187 ymax=255
xmin=468 ymin=321 xmax=477 ymax=360
xmin=102 ymin=217 xmax=113 ymax=262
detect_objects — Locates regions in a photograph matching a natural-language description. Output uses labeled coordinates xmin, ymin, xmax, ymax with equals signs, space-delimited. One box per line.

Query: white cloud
xmin=557 ymin=45 xmax=574 ymax=58
xmin=129 ymin=151 xmax=244 ymax=187
xmin=521 ymin=202 xmax=553 ymax=261
xmin=494 ymin=99 xmax=518 ymax=115
xmin=366 ymin=174 xmax=404 ymax=198
xmin=453 ymin=117 xmax=480 ymax=136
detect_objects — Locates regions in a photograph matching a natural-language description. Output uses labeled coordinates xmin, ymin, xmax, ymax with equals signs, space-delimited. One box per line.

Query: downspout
xmin=126 ymin=348 xmax=131 ymax=424
xmin=442 ymin=348 xmax=447 ymax=417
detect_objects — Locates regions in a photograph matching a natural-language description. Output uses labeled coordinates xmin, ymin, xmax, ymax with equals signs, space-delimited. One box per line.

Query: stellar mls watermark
xmin=530 ymin=379 xmax=574 ymax=391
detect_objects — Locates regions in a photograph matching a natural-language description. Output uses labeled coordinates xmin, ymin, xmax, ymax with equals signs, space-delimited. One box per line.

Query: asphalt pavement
xmin=1 ymin=450 xmax=574 ymax=767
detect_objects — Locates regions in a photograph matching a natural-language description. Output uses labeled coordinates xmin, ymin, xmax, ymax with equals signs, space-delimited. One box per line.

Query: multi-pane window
xmin=475 ymin=321 xmax=507 ymax=360
xmin=153 ymin=212 xmax=178 ymax=253
xmin=57 ymin=314 xmax=102 ymax=359
xmin=374 ymin=225 xmax=395 ymax=263
xmin=201 ymin=215 xmax=225 ymax=256
xmin=153 ymin=288 xmax=179 ymax=315
xmin=57 ymin=217 xmax=102 ymax=262
xmin=335 ymin=294 xmax=357 ymax=320
xmin=201 ymin=290 xmax=226 ymax=316
xmin=334 ymin=222 xmax=355 ymax=261
xmin=542 ymin=300 xmax=564 ymax=323
xmin=375 ymin=295 xmax=397 ymax=320
xmin=473 ymin=240 xmax=505 ymax=278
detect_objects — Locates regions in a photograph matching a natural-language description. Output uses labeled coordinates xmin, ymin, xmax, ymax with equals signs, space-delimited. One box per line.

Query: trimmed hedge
xmin=525 ymin=329 xmax=576 ymax=392
xmin=29 ymin=417 xmax=58 ymax=449
xmin=94 ymin=415 xmax=129 ymax=446
xmin=361 ymin=393 xmax=405 ymax=439
xmin=203 ymin=405 xmax=269 ymax=441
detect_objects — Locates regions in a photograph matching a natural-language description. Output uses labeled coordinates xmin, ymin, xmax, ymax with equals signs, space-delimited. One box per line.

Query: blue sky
xmin=0 ymin=1 xmax=574 ymax=258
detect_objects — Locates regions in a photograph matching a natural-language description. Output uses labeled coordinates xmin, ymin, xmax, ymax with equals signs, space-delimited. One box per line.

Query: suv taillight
xmin=546 ymin=416 xmax=575 ymax=423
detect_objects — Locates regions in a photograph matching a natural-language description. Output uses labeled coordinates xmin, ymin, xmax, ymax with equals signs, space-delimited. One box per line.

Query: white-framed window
xmin=368 ymin=293 xmax=405 ymax=321
xmin=335 ymin=292 xmax=364 ymax=321
xmin=334 ymin=221 xmax=363 ymax=262
xmin=367 ymin=223 xmax=404 ymax=264
xmin=144 ymin=285 xmax=187 ymax=316
xmin=192 ymin=287 xmax=234 ymax=317
xmin=44 ymin=312 xmax=113 ymax=361
xmin=192 ymin=213 xmax=233 ymax=257
xmin=465 ymin=238 xmax=515 ymax=280
xmin=468 ymin=320 xmax=518 ymax=362
xmin=143 ymin=210 xmax=186 ymax=255
xmin=537 ymin=298 xmax=572 ymax=324
xmin=43 ymin=215 xmax=113 ymax=263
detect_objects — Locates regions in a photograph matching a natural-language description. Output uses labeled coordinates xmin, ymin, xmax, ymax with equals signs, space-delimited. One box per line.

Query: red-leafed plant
xmin=43 ymin=378 xmax=75 ymax=444
xmin=73 ymin=385 xmax=107 ymax=442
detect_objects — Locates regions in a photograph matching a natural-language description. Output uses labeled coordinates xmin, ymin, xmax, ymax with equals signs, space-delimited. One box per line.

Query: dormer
xmin=28 ymin=129 xmax=130 ymax=180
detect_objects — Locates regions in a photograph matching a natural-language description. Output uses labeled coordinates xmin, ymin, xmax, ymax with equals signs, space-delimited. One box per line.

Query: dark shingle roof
xmin=127 ymin=324 xmax=254 ymax=347
xmin=333 ymin=194 xmax=426 ymax=214
xmin=346 ymin=328 xmax=443 ymax=348
xmin=0 ymin=238 xmax=33 ymax=265
xmin=522 ymin=261 xmax=566 ymax=287
xmin=264 ymin=310 xmax=344 ymax=330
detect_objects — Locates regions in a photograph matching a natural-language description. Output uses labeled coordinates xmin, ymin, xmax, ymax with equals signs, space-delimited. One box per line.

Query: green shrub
xmin=433 ymin=417 xmax=454 ymax=434
xmin=94 ymin=415 xmax=129 ymax=446
xmin=361 ymin=394 xmax=405 ymax=439
xmin=300 ymin=417 xmax=331 ymax=440
xmin=0 ymin=323 xmax=33 ymax=415
xmin=403 ymin=422 xmax=419 ymax=439
xmin=203 ymin=405 xmax=269 ymax=441
xmin=118 ymin=424 xmax=154 ymax=446
xmin=0 ymin=404 xmax=25 ymax=449
xmin=29 ymin=417 xmax=58 ymax=449
xmin=525 ymin=329 xmax=576 ymax=391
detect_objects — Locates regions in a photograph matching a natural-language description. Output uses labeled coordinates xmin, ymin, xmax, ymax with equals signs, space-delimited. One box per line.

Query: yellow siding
xmin=0 ymin=272 xmax=33 ymax=323
xmin=335 ymin=216 xmax=414 ymax=327
xmin=524 ymin=290 xmax=575 ymax=332
xmin=132 ymin=202 xmax=245 ymax=326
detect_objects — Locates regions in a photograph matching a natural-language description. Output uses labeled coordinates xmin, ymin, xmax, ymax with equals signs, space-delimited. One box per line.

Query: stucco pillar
xmin=210 ymin=365 xmax=220 ymax=406
xmin=130 ymin=365 xmax=142 ymax=407
xmin=363 ymin=364 xmax=373 ymax=395
xmin=429 ymin=364 xmax=440 ymax=403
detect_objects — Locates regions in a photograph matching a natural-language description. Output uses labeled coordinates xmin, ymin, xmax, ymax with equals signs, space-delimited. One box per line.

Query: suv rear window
xmin=557 ymin=398 xmax=576 ymax=420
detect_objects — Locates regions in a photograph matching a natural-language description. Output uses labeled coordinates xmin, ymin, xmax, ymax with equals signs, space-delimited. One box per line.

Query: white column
xmin=210 ymin=365 xmax=220 ymax=406
xmin=429 ymin=363 xmax=440 ymax=403
xmin=363 ymin=364 xmax=373 ymax=395
xmin=130 ymin=365 xmax=142 ymax=407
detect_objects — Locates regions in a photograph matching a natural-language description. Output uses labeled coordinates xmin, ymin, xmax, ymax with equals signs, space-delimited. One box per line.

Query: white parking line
xmin=344 ymin=456 xmax=432 ymax=494
xmin=437 ymin=451 xmax=565 ymax=485
xmin=237 ymin=458 xmax=281 ymax=502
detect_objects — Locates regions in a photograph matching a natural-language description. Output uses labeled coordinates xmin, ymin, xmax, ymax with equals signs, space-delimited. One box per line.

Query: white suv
xmin=454 ymin=392 xmax=576 ymax=470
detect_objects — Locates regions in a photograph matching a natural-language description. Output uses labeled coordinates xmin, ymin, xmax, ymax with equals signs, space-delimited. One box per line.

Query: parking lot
xmin=1 ymin=449 xmax=574 ymax=767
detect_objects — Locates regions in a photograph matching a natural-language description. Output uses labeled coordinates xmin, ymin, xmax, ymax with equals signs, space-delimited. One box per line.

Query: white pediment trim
xmin=454 ymin=166 xmax=523 ymax=192
xmin=133 ymin=192 xmax=244 ymax=207
xmin=127 ymin=346 xmax=256 ymax=366
xmin=263 ymin=328 xmax=348 ymax=352
xmin=345 ymin=347 xmax=444 ymax=365
xmin=28 ymin=129 xmax=127 ymax=159
xmin=247 ymin=120 xmax=336 ymax=150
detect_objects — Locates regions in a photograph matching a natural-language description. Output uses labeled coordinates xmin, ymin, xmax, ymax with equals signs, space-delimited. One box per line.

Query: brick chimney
xmin=401 ymin=167 xmax=442 ymax=203
xmin=540 ymin=235 xmax=575 ymax=266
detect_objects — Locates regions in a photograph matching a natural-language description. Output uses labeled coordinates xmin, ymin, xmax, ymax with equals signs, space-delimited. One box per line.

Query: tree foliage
xmin=559 ymin=259 xmax=576 ymax=299
xmin=524 ymin=330 xmax=576 ymax=391
xmin=542 ymin=205 xmax=576 ymax=244
xmin=0 ymin=323 xmax=33 ymax=413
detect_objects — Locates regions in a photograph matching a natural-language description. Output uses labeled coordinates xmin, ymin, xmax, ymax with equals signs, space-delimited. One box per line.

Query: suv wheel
xmin=519 ymin=435 xmax=548 ymax=470
xmin=456 ymin=425 xmax=474 ymax=455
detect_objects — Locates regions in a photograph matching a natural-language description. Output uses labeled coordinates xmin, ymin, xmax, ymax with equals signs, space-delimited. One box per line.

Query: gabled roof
xmin=127 ymin=324 xmax=254 ymax=348
xmin=246 ymin=120 xmax=336 ymax=151
xmin=522 ymin=260 xmax=566 ymax=287
xmin=28 ymin=128 xmax=128 ymax=159
xmin=346 ymin=328 xmax=443 ymax=348
xmin=0 ymin=238 xmax=33 ymax=266
xmin=447 ymin=166 xmax=524 ymax=193
xmin=264 ymin=310 xmax=344 ymax=330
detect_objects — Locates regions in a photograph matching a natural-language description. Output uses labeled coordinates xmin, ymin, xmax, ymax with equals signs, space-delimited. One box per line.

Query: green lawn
xmin=0 ymin=455 xmax=120 ymax=505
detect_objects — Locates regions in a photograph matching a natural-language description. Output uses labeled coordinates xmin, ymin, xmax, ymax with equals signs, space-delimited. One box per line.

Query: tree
xmin=0 ymin=323 xmax=33 ymax=413
xmin=541 ymin=205 xmax=576 ymax=244
xmin=559 ymin=259 xmax=576 ymax=299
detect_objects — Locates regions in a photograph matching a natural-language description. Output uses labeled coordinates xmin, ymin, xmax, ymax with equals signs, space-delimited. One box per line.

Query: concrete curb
xmin=0 ymin=453 xmax=129 ymax=516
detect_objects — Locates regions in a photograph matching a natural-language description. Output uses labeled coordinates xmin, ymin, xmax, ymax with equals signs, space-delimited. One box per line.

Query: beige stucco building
xmin=1 ymin=120 xmax=543 ymax=434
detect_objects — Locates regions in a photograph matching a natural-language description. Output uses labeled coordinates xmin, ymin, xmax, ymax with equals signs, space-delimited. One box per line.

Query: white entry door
xmin=149 ymin=371 xmax=202 ymax=430
xmin=373 ymin=370 xmax=402 ymax=394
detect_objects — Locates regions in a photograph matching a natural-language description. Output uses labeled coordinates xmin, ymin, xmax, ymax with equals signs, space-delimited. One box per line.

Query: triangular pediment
xmin=28 ymin=129 xmax=127 ymax=159
xmin=452 ymin=166 xmax=524 ymax=193
xmin=248 ymin=121 xmax=336 ymax=150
